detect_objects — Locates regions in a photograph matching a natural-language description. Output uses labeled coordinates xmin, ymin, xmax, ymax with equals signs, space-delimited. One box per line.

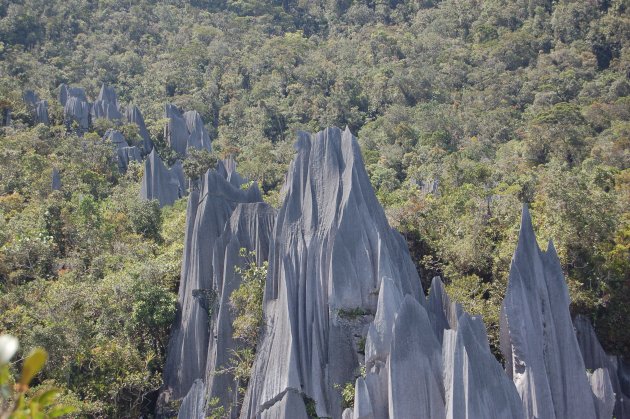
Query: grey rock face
xmin=104 ymin=129 xmax=128 ymax=149
xmin=23 ymin=90 xmax=37 ymax=108
xmin=443 ymin=314 xmax=524 ymax=419
xmin=92 ymin=84 xmax=122 ymax=121
xmin=59 ymin=84 xmax=87 ymax=106
xmin=241 ymin=127 xmax=423 ymax=419
xmin=205 ymin=202 xmax=276 ymax=416
xmin=140 ymin=150 xmax=187 ymax=207
xmin=574 ymin=315 xmax=630 ymax=418
xmin=388 ymin=295 xmax=444 ymax=419
xmin=500 ymin=206 xmax=605 ymax=419
xmin=51 ymin=168 xmax=61 ymax=191
xmin=184 ymin=110 xmax=212 ymax=152
xmin=23 ymin=90 xmax=49 ymax=125
xmin=165 ymin=104 xmax=212 ymax=156
xmin=117 ymin=146 xmax=141 ymax=173
xmin=177 ymin=379 xmax=206 ymax=419
xmin=125 ymin=105 xmax=153 ymax=154
xmin=364 ymin=277 xmax=403 ymax=370
xmin=259 ymin=390 xmax=309 ymax=419
xmin=343 ymin=276 xmax=524 ymax=419
xmin=35 ymin=100 xmax=49 ymax=126
xmin=104 ymin=128 xmax=141 ymax=173
xmin=427 ymin=276 xmax=462 ymax=344
xmin=353 ymin=377 xmax=374 ymax=419
xmin=162 ymin=164 xmax=263 ymax=404
xmin=60 ymin=84 xmax=90 ymax=132
xmin=0 ymin=107 xmax=9 ymax=126
xmin=165 ymin=104 xmax=189 ymax=155
xmin=589 ymin=368 xmax=616 ymax=419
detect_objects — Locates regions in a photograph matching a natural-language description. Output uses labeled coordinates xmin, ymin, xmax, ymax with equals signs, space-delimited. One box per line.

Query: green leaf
xmin=48 ymin=406 xmax=77 ymax=417
xmin=19 ymin=348 xmax=48 ymax=388
xmin=33 ymin=388 xmax=60 ymax=405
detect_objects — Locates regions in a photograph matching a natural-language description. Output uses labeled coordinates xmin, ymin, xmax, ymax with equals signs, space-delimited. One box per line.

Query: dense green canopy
xmin=0 ymin=0 xmax=628 ymax=416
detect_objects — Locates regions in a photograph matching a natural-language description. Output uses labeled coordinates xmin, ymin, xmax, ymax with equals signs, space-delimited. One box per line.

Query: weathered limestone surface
xmin=92 ymin=84 xmax=122 ymax=121
xmin=125 ymin=105 xmax=153 ymax=154
xmin=353 ymin=377 xmax=374 ymax=419
xmin=177 ymin=379 xmax=206 ymax=419
xmin=162 ymin=163 xmax=263 ymax=404
xmin=165 ymin=105 xmax=211 ymax=155
xmin=59 ymin=84 xmax=90 ymax=132
xmin=140 ymin=150 xmax=187 ymax=207
xmin=104 ymin=129 xmax=141 ymax=172
xmin=205 ymin=202 xmax=276 ymax=416
xmin=117 ymin=146 xmax=141 ymax=173
xmin=259 ymin=390 xmax=309 ymax=419
xmin=427 ymin=276 xmax=461 ymax=344
xmin=59 ymin=84 xmax=87 ymax=106
xmin=23 ymin=90 xmax=49 ymax=125
xmin=500 ymin=206 xmax=606 ymax=419
xmin=344 ymin=278 xmax=525 ymax=419
xmin=165 ymin=104 xmax=189 ymax=155
xmin=574 ymin=315 xmax=630 ymax=418
xmin=157 ymin=125 xmax=619 ymax=419
xmin=589 ymin=368 xmax=616 ymax=419
xmin=364 ymin=277 xmax=403 ymax=370
xmin=241 ymin=127 xmax=423 ymax=419
xmin=443 ymin=314 xmax=524 ymax=419
xmin=388 ymin=295 xmax=444 ymax=419
xmin=184 ymin=110 xmax=212 ymax=152
xmin=105 ymin=129 xmax=128 ymax=149
xmin=51 ymin=168 xmax=61 ymax=191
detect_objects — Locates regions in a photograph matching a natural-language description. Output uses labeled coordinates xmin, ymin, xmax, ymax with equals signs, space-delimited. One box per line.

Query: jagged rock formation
xmin=117 ymin=146 xmax=141 ymax=173
xmin=161 ymin=160 xmax=265 ymax=408
xmin=500 ymin=206 xmax=610 ymax=419
xmin=104 ymin=129 xmax=127 ymax=148
xmin=388 ymin=294 xmax=445 ymax=418
xmin=59 ymin=84 xmax=90 ymax=133
xmin=140 ymin=150 xmax=187 ymax=207
xmin=177 ymin=379 xmax=206 ymax=419
xmin=426 ymin=276 xmax=461 ymax=344
xmin=0 ymin=107 xmax=10 ymax=126
xmin=104 ymin=129 xmax=141 ymax=173
xmin=184 ymin=110 xmax=212 ymax=152
xmin=353 ymin=275 xmax=523 ymax=419
xmin=51 ymin=168 xmax=61 ymax=191
xmin=92 ymin=84 xmax=122 ymax=121
xmin=159 ymin=127 xmax=619 ymax=419
xmin=410 ymin=177 xmax=439 ymax=195
xmin=241 ymin=127 xmax=423 ymax=419
xmin=589 ymin=368 xmax=616 ymax=419
xmin=442 ymin=313 xmax=524 ymax=419
xmin=165 ymin=104 xmax=211 ymax=155
xmin=125 ymin=105 xmax=153 ymax=154
xmin=205 ymin=202 xmax=276 ymax=416
xmin=23 ymin=90 xmax=49 ymax=125
xmin=575 ymin=315 xmax=630 ymax=418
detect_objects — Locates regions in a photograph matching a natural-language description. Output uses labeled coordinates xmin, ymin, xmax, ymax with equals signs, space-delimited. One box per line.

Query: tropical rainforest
xmin=0 ymin=0 xmax=628 ymax=416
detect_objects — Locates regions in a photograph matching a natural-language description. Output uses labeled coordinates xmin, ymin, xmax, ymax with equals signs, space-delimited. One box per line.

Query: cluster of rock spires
xmin=165 ymin=104 xmax=212 ymax=156
xmin=160 ymin=126 xmax=626 ymax=419
xmin=159 ymin=157 xmax=271 ymax=417
xmin=22 ymin=85 xmax=210 ymax=204
xmin=23 ymin=90 xmax=50 ymax=125
xmin=17 ymin=85 xmax=625 ymax=418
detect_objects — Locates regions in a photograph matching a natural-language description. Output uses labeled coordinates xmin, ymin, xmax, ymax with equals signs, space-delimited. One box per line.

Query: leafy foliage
xmin=0 ymin=0 xmax=629 ymax=413
xmin=224 ymin=249 xmax=267 ymax=410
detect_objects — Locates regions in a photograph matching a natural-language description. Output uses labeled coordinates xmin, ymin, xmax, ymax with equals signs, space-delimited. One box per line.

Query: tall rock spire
xmin=500 ymin=205 xmax=604 ymax=418
xmin=161 ymin=161 xmax=264 ymax=403
xmin=241 ymin=127 xmax=423 ymax=418
xmin=139 ymin=150 xmax=186 ymax=207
